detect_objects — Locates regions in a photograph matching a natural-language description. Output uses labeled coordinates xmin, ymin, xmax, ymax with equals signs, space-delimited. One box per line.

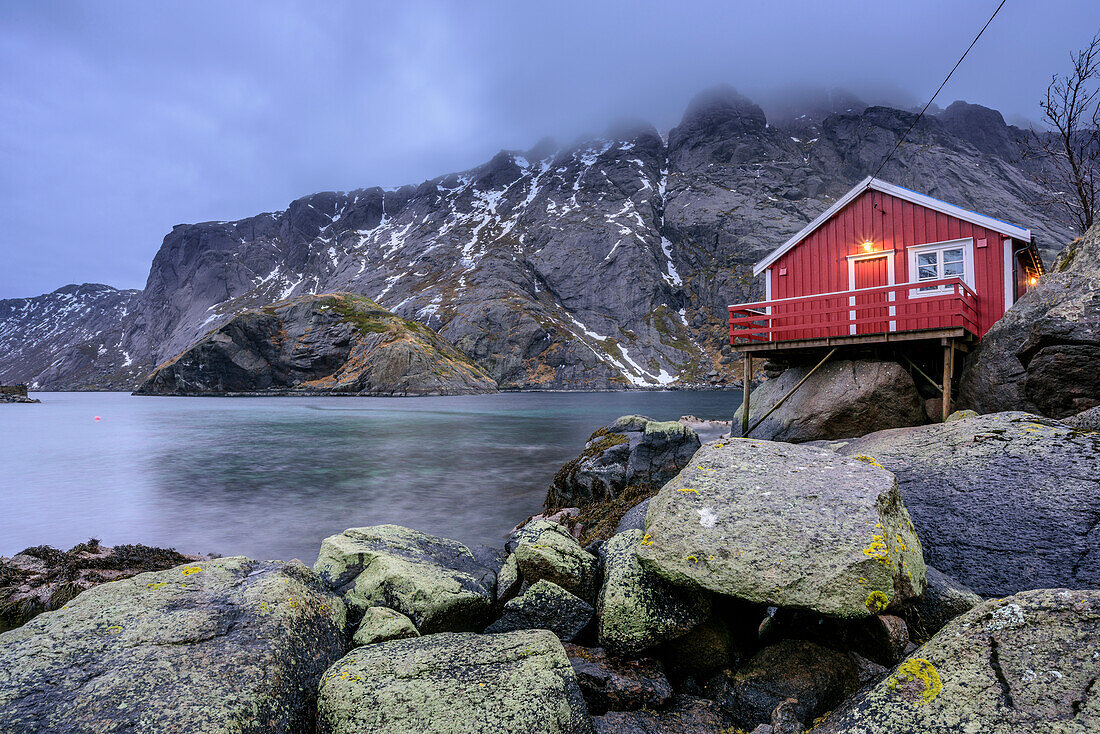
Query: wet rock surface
xmin=816 ymin=589 xmax=1100 ymax=733
xmin=564 ymin=643 xmax=673 ymax=714
xmin=0 ymin=556 xmax=348 ymax=733
xmin=313 ymin=525 xmax=497 ymax=632
xmin=546 ymin=416 xmax=701 ymax=507
xmin=136 ymin=293 xmax=498 ymax=396
xmin=961 ymin=224 xmax=1100 ymax=418
xmin=317 ymin=629 xmax=594 ymax=734
xmin=592 ymin=695 xmax=738 ymax=734
xmin=636 ymin=439 xmax=926 ymax=618
xmin=734 ymin=360 xmax=926 ymax=442
xmin=828 ymin=411 xmax=1100 ymax=596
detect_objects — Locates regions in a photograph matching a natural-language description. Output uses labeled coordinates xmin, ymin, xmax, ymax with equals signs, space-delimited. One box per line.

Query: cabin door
xmin=852 ymin=256 xmax=891 ymax=334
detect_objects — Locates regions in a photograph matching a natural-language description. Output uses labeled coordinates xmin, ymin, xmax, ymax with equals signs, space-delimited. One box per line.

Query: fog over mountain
xmin=1 ymin=0 xmax=1097 ymax=297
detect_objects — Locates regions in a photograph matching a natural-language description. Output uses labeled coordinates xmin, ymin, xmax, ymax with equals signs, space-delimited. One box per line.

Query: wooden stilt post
xmin=741 ymin=354 xmax=752 ymax=438
xmin=941 ymin=340 xmax=955 ymax=422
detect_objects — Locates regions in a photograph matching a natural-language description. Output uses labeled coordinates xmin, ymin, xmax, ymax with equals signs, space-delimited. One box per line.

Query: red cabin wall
xmin=767 ymin=188 xmax=1010 ymax=339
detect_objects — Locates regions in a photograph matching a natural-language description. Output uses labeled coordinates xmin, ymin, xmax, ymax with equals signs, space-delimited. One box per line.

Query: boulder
xmin=704 ymin=639 xmax=859 ymax=730
xmin=0 ymin=539 xmax=202 ymax=632
xmin=657 ymin=616 xmax=735 ymax=683
xmin=903 ymin=565 xmax=983 ymax=642
xmin=1062 ymin=404 xmax=1100 ymax=432
xmin=564 ymin=643 xmax=673 ymax=714
xmin=828 ymin=412 xmax=1100 ymax=596
xmin=495 ymin=553 xmax=523 ymax=607
xmin=636 ymin=439 xmax=926 ymax=618
xmin=512 ymin=521 xmax=601 ymax=604
xmin=816 ymin=589 xmax=1100 ymax=733
xmin=613 ymin=498 xmax=651 ymax=535
xmin=960 ymin=225 xmax=1100 ymax=418
xmin=597 ymin=529 xmax=711 ymax=656
xmin=592 ymin=695 xmax=738 ymax=734
xmin=485 ymin=580 xmax=594 ymax=642
xmin=352 ymin=606 xmax=419 ymax=646
xmin=317 ymin=630 xmax=595 ymax=734
xmin=0 ymin=557 xmax=347 ymax=733
xmin=313 ymin=525 xmax=496 ymax=633
xmin=732 ymin=360 xmax=926 ymax=442
xmin=546 ymin=416 xmax=701 ymax=507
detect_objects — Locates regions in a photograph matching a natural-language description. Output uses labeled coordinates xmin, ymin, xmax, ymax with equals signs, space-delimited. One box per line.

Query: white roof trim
xmin=752 ymin=177 xmax=1032 ymax=276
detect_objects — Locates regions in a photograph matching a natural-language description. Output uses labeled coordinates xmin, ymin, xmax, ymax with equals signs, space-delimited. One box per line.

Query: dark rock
xmin=0 ymin=557 xmax=347 ymax=733
xmin=828 ymin=411 xmax=1100 ymax=596
xmin=733 ymin=360 xmax=926 ymax=442
xmin=612 ymin=498 xmax=650 ymax=535
xmin=318 ymin=630 xmax=595 ymax=733
xmin=546 ymin=416 xmax=700 ymax=507
xmin=313 ymin=525 xmax=497 ymax=632
xmin=770 ymin=698 xmax=805 ymax=734
xmin=960 ymin=225 xmax=1100 ymax=418
xmin=637 ymin=439 xmax=925 ymax=618
xmin=815 ymin=589 xmax=1100 ymax=733
xmin=657 ymin=616 xmax=735 ymax=683
xmin=564 ymin=643 xmax=672 ymax=714
xmin=847 ymin=651 xmax=889 ymax=687
xmin=485 ymin=579 xmax=594 ymax=641
xmin=903 ymin=565 xmax=983 ymax=642
xmin=847 ymin=614 xmax=910 ymax=666
xmin=135 ymin=293 xmax=498 ymax=396
xmin=704 ymin=640 xmax=859 ymax=730
xmin=592 ymin=695 xmax=737 ymax=734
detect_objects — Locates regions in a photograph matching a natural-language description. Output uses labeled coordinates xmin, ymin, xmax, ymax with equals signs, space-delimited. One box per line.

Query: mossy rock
xmin=512 ymin=521 xmax=601 ymax=605
xmin=317 ymin=630 xmax=595 ymax=733
xmin=485 ymin=579 xmax=594 ymax=642
xmin=352 ymin=606 xmax=419 ymax=646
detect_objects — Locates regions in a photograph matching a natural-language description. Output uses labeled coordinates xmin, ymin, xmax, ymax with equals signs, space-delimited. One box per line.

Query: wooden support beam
xmin=741 ymin=354 xmax=752 ymax=437
xmin=941 ymin=340 xmax=956 ymax=422
xmin=899 ymin=353 xmax=942 ymax=392
xmin=746 ymin=347 xmax=838 ymax=437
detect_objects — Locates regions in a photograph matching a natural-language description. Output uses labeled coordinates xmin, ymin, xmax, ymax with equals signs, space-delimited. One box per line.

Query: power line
xmin=869 ymin=0 xmax=1008 ymax=182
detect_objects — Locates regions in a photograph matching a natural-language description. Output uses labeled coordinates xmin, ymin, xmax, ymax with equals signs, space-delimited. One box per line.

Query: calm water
xmin=1 ymin=391 xmax=738 ymax=563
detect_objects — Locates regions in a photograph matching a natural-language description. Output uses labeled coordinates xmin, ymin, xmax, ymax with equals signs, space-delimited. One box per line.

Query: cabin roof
xmin=753 ymin=177 xmax=1032 ymax=276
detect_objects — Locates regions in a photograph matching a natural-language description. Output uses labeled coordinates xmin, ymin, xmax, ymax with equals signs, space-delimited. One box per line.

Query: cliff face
xmin=135 ymin=293 xmax=497 ymax=396
xmin=2 ymin=88 xmax=1078 ymax=391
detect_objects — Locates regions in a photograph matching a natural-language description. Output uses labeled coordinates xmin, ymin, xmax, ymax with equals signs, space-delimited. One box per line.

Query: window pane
xmin=918 ymin=265 xmax=937 ymax=281
xmin=917 ymin=252 xmax=938 ymax=267
xmin=943 ymin=248 xmax=964 ymax=263
xmin=944 ymin=261 xmax=964 ymax=277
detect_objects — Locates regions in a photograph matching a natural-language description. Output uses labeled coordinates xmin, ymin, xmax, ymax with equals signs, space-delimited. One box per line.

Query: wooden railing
xmin=729 ymin=277 xmax=979 ymax=344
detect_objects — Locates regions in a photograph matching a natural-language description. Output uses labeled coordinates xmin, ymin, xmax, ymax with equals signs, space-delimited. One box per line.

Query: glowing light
xmin=94 ymin=416 xmax=101 ymax=422
xmin=1028 ymin=277 xmax=1038 ymax=286
xmin=862 ymin=241 xmax=874 ymax=253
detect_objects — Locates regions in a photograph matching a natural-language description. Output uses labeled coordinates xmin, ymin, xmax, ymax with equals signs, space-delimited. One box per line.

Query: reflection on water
xmin=1 ymin=391 xmax=738 ymax=562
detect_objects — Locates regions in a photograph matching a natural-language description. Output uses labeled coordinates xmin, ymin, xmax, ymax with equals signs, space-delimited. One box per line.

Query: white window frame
xmin=907 ymin=238 xmax=974 ymax=298
xmin=846 ymin=251 xmax=896 ymax=335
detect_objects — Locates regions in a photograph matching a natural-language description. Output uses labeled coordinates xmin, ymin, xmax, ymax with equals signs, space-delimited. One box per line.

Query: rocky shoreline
xmin=2 ymin=406 xmax=1098 ymax=733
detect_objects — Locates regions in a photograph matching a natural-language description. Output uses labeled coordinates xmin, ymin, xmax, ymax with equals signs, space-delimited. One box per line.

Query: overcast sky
xmin=2 ymin=0 xmax=1098 ymax=298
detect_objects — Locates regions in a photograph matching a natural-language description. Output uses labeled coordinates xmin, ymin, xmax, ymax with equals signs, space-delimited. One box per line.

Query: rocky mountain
xmin=1 ymin=87 xmax=1079 ymax=391
xmin=135 ymin=293 xmax=498 ymax=396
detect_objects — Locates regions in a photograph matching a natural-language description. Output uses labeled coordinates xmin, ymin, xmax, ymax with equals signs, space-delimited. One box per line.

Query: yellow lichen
xmin=181 ymin=566 xmax=202 ymax=576
xmin=640 ymin=533 xmax=654 ymax=546
xmin=865 ymin=590 xmax=890 ymax=613
xmin=106 ymin=625 xmax=123 ymax=635
xmin=677 ymin=487 xmax=700 ymax=495
xmin=145 ymin=581 xmax=168 ymax=590
xmin=854 ymin=454 xmax=884 ymax=468
xmin=888 ymin=658 xmax=942 ymax=705
xmin=287 ymin=597 xmax=299 ymax=608
xmin=686 ymin=555 xmax=699 ymax=563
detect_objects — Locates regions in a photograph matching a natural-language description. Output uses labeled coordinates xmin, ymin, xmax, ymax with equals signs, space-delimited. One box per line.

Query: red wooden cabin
xmin=728 ymin=177 xmax=1044 ymax=427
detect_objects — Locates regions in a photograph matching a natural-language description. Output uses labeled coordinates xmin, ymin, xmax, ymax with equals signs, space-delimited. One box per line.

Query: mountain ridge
xmin=0 ymin=86 xmax=1077 ymax=391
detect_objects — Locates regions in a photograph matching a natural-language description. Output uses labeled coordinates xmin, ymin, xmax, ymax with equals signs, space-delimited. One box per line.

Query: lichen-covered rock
xmin=485 ymin=580 xmax=594 ymax=642
xmin=592 ymin=695 xmax=738 ymax=734
xmin=546 ymin=416 xmax=701 ymax=507
xmin=564 ymin=643 xmax=672 ymax=714
xmin=1062 ymin=404 xmax=1100 ymax=432
xmin=513 ymin=521 xmax=601 ymax=604
xmin=732 ymin=359 xmax=926 ymax=442
xmin=352 ymin=606 xmax=419 ymax=646
xmin=597 ymin=529 xmax=710 ymax=656
xmin=313 ymin=525 xmax=496 ymax=633
xmin=960 ymin=225 xmax=1100 ymax=418
xmin=815 ymin=589 xmax=1100 ymax=733
xmin=496 ymin=553 xmax=523 ymax=607
xmin=903 ymin=565 xmax=983 ymax=642
xmin=704 ymin=639 xmax=859 ymax=730
xmin=829 ymin=412 xmax=1100 ymax=596
xmin=0 ymin=557 xmax=347 ymax=733
xmin=317 ymin=629 xmax=595 ymax=734
xmin=636 ymin=439 xmax=926 ymax=618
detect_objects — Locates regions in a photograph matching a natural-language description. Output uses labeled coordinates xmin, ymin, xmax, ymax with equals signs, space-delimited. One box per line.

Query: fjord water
xmin=1 ymin=391 xmax=738 ymax=563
